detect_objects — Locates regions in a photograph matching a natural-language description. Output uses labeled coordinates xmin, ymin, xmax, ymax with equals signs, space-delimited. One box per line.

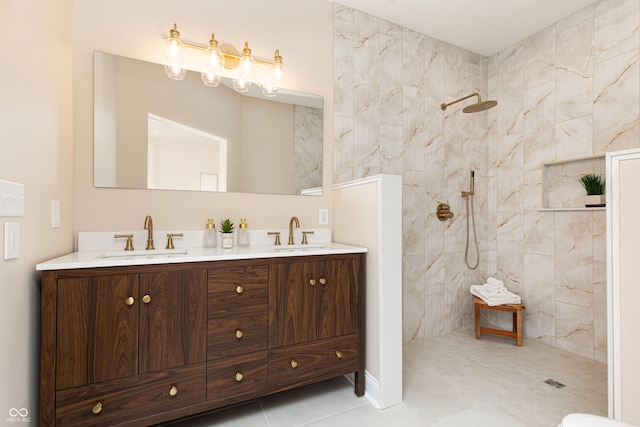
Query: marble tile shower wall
xmin=485 ymin=0 xmax=640 ymax=362
xmin=333 ymin=4 xmax=489 ymax=344
xmin=333 ymin=0 xmax=640 ymax=361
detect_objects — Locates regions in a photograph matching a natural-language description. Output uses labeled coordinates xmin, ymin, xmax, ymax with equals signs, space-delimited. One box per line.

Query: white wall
xmin=0 ymin=0 xmax=333 ymax=422
xmin=0 ymin=0 xmax=75 ymax=420
xmin=607 ymin=149 xmax=640 ymax=423
xmin=74 ymin=0 xmax=334 ymax=234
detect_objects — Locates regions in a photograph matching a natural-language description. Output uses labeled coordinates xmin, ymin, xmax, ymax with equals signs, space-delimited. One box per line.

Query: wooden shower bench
xmin=473 ymin=296 xmax=525 ymax=346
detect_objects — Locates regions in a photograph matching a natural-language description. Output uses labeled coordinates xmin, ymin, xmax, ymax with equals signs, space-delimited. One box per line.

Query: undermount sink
xmin=99 ymin=248 xmax=188 ymax=258
xmin=274 ymin=244 xmax=327 ymax=252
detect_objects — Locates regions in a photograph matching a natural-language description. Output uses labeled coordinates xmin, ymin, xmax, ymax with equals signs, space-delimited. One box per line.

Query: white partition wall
xmin=606 ymin=149 xmax=640 ymax=424
xmin=332 ymin=174 xmax=403 ymax=409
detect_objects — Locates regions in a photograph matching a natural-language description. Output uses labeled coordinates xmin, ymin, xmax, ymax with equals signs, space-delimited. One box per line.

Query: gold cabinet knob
xmin=125 ymin=296 xmax=134 ymax=306
xmin=235 ymin=329 xmax=243 ymax=339
xmin=319 ymin=278 xmax=327 ymax=285
xmin=142 ymin=294 xmax=151 ymax=304
xmin=309 ymin=279 xmax=316 ymax=286
xmin=335 ymin=350 xmax=343 ymax=359
xmin=91 ymin=402 xmax=103 ymax=415
xmin=169 ymin=385 xmax=178 ymax=397
xmin=236 ymin=285 xmax=244 ymax=294
xmin=235 ymin=371 xmax=244 ymax=382
xmin=290 ymin=359 xmax=298 ymax=369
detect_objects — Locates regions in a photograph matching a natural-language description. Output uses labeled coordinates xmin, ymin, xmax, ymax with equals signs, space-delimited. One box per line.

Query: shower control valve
xmin=436 ymin=203 xmax=454 ymax=221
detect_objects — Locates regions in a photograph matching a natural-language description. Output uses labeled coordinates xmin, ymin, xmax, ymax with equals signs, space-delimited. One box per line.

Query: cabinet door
xmin=139 ymin=269 xmax=207 ymax=373
xmin=269 ymin=261 xmax=317 ymax=347
xmin=56 ymin=275 xmax=139 ymax=390
xmin=317 ymin=259 xmax=359 ymax=339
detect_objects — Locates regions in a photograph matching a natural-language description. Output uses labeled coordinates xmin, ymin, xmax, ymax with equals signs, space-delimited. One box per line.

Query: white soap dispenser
xmin=203 ymin=218 xmax=217 ymax=248
xmin=238 ymin=218 xmax=250 ymax=247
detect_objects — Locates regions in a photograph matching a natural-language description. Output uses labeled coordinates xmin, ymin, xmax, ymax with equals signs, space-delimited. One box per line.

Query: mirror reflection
xmin=94 ymin=51 xmax=323 ymax=195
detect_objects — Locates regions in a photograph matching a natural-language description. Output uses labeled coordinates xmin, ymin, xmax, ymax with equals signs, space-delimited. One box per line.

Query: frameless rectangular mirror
xmin=94 ymin=51 xmax=323 ymax=195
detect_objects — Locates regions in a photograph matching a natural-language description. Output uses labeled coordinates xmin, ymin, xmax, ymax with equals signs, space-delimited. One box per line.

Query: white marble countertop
xmin=36 ymin=242 xmax=367 ymax=271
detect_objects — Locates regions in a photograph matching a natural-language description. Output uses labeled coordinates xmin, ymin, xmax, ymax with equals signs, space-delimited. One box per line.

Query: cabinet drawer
xmin=55 ymin=363 xmax=206 ymax=427
xmin=207 ymin=312 xmax=268 ymax=360
xmin=208 ymin=266 xmax=268 ymax=316
xmin=207 ymin=351 xmax=267 ymax=403
xmin=268 ymin=334 xmax=359 ymax=387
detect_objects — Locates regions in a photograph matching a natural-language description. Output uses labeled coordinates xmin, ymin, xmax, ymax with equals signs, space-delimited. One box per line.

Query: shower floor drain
xmin=544 ymin=379 xmax=566 ymax=389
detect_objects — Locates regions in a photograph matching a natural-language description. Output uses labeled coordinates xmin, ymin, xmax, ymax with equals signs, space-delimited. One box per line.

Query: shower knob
xmin=436 ymin=203 xmax=454 ymax=221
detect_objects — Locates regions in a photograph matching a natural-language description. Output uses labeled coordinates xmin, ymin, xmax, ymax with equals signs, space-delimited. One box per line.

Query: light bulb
xmin=163 ymin=24 xmax=185 ymax=66
xmin=238 ymin=42 xmax=256 ymax=82
xmin=203 ymin=34 xmax=225 ymax=74
xmin=233 ymin=78 xmax=250 ymax=93
xmin=165 ymin=65 xmax=186 ymax=80
xmin=270 ymin=50 xmax=284 ymax=84
xmin=261 ymin=83 xmax=278 ymax=97
xmin=201 ymin=72 xmax=221 ymax=87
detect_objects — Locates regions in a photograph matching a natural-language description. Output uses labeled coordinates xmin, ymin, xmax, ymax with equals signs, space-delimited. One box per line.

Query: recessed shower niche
xmin=539 ymin=155 xmax=606 ymax=211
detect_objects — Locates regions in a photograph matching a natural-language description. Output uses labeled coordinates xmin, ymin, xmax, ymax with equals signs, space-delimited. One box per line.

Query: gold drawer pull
xmin=309 ymin=279 xmax=316 ymax=286
xmin=290 ymin=359 xmax=298 ymax=369
xmin=236 ymin=285 xmax=244 ymax=294
xmin=235 ymin=371 xmax=244 ymax=382
xmin=91 ymin=402 xmax=103 ymax=415
xmin=235 ymin=329 xmax=243 ymax=339
xmin=142 ymin=294 xmax=151 ymax=304
xmin=319 ymin=278 xmax=327 ymax=285
xmin=335 ymin=350 xmax=343 ymax=359
xmin=125 ymin=297 xmax=134 ymax=306
xmin=169 ymin=385 xmax=178 ymax=396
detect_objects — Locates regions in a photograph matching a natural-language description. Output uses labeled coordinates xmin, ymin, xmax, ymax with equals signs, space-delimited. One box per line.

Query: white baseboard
xmin=364 ymin=371 xmax=381 ymax=409
xmin=344 ymin=371 xmax=382 ymax=409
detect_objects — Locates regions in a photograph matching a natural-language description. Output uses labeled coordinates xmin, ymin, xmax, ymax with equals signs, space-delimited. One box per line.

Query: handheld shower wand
xmin=462 ymin=170 xmax=475 ymax=197
xmin=462 ymin=170 xmax=479 ymax=270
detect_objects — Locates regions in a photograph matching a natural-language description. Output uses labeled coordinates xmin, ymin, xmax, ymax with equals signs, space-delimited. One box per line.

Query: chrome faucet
xmin=288 ymin=216 xmax=300 ymax=245
xmin=144 ymin=215 xmax=154 ymax=250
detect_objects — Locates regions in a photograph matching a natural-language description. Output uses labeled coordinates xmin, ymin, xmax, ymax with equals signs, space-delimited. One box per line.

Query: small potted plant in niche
xmin=220 ymin=218 xmax=234 ymax=248
xmin=578 ymin=173 xmax=606 ymax=207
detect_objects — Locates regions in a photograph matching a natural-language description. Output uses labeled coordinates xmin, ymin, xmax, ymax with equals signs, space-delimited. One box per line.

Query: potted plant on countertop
xmin=578 ymin=173 xmax=605 ymax=207
xmin=220 ymin=218 xmax=235 ymax=248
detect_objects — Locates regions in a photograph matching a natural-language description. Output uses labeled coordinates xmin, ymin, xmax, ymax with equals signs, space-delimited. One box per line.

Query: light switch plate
xmin=3 ymin=222 xmax=20 ymax=260
xmin=51 ymin=201 xmax=61 ymax=228
xmin=0 ymin=179 xmax=25 ymax=217
xmin=319 ymin=208 xmax=329 ymax=225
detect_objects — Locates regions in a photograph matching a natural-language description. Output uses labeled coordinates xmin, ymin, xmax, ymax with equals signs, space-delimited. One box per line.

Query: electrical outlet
xmin=51 ymin=201 xmax=61 ymax=228
xmin=319 ymin=208 xmax=329 ymax=225
xmin=3 ymin=222 xmax=20 ymax=260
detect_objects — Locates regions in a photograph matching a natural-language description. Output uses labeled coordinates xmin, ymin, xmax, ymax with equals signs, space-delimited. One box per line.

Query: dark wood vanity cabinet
xmin=40 ymin=253 xmax=364 ymax=426
xmin=268 ymin=255 xmax=363 ymax=394
xmin=206 ymin=264 xmax=269 ymax=405
xmin=41 ymin=266 xmax=207 ymax=426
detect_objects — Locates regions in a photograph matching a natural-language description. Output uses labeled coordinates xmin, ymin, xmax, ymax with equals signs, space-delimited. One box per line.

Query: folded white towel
xmin=470 ymin=284 xmax=521 ymax=306
xmin=486 ymin=277 xmax=505 ymax=288
xmin=482 ymin=282 xmax=508 ymax=294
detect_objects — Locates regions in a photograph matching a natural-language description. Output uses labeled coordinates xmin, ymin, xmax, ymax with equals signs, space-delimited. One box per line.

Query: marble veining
xmin=333 ymin=0 xmax=640 ymax=361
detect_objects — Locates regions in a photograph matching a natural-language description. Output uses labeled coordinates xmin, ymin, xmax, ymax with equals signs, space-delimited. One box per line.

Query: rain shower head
xmin=440 ymin=93 xmax=497 ymax=113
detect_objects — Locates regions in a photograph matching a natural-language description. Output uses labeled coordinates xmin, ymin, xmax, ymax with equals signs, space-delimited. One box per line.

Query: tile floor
xmin=166 ymin=328 xmax=607 ymax=427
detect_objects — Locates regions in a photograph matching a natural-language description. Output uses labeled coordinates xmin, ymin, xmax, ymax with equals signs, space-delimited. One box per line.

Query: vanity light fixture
xmin=162 ymin=24 xmax=285 ymax=96
xmin=163 ymin=24 xmax=187 ymax=80
xmin=201 ymin=33 xmax=225 ymax=87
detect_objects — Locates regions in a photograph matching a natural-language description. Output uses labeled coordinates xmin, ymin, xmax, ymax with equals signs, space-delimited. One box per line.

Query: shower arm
xmin=441 ymin=93 xmax=481 ymax=111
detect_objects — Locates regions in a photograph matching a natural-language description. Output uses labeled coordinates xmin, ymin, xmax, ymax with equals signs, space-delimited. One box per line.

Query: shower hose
xmin=464 ymin=193 xmax=479 ymax=270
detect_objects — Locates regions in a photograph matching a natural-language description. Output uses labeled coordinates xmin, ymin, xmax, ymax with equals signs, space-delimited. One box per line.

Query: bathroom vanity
xmin=37 ymin=245 xmax=365 ymax=426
